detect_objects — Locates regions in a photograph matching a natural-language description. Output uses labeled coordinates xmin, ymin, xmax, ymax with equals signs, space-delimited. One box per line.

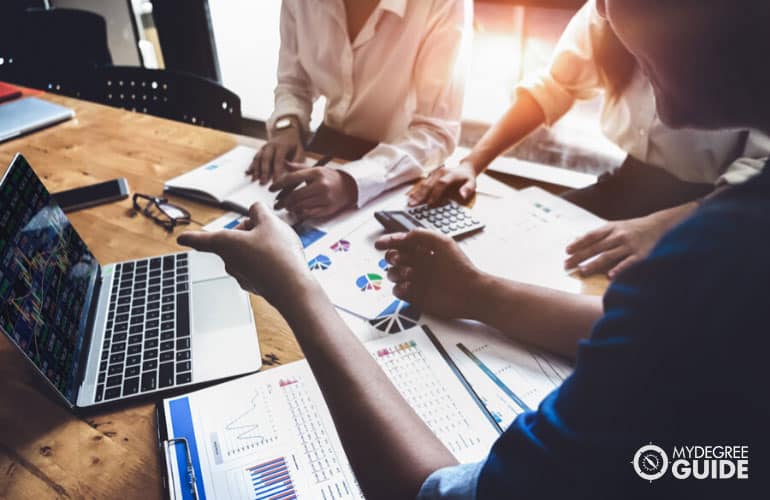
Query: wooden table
xmin=0 ymin=94 xmax=607 ymax=499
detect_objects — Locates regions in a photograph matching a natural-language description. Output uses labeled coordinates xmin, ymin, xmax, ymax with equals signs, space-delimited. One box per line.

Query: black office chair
xmin=0 ymin=7 xmax=112 ymax=96
xmin=83 ymin=66 xmax=243 ymax=134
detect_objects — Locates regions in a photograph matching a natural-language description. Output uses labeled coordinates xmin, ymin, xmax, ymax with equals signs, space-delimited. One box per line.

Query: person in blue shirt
xmin=178 ymin=0 xmax=770 ymax=497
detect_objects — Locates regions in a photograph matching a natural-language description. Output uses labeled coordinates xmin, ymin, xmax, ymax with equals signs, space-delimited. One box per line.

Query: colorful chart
xmin=375 ymin=340 xmax=417 ymax=358
xmin=308 ymin=254 xmax=332 ymax=271
xmin=369 ymin=300 xmax=421 ymax=333
xmin=330 ymin=239 xmax=351 ymax=252
xmin=293 ymin=222 xmax=327 ymax=248
xmin=247 ymin=457 xmax=296 ymax=500
xmin=355 ymin=273 xmax=383 ymax=292
xmin=378 ymin=258 xmax=391 ymax=271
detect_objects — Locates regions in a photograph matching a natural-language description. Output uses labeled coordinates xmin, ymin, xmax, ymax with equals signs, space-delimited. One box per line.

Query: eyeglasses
xmin=132 ymin=193 xmax=191 ymax=232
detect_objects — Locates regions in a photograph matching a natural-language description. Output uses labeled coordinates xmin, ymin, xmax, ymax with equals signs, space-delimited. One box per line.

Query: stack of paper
xmin=160 ymin=326 xmax=501 ymax=499
xmin=458 ymin=187 xmax=606 ymax=294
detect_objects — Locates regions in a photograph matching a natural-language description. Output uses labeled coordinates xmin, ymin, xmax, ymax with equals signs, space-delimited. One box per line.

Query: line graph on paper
xmin=209 ymin=384 xmax=279 ymax=463
xmin=469 ymin=343 xmax=571 ymax=410
xmin=526 ymin=349 xmax=570 ymax=387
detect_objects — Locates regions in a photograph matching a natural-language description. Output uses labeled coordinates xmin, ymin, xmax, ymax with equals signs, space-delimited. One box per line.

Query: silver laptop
xmin=0 ymin=97 xmax=75 ymax=143
xmin=0 ymin=154 xmax=262 ymax=409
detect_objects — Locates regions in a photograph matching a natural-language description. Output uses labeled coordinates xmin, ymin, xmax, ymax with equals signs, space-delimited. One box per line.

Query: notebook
xmin=164 ymin=145 xmax=340 ymax=219
xmin=0 ymin=97 xmax=74 ymax=143
xmin=157 ymin=325 xmax=501 ymax=500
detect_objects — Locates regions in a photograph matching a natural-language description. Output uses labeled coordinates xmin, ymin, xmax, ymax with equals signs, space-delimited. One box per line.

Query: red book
xmin=0 ymin=82 xmax=23 ymax=104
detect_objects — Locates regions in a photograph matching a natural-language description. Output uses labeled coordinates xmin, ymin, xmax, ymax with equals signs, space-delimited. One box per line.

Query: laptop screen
xmin=0 ymin=155 xmax=99 ymax=405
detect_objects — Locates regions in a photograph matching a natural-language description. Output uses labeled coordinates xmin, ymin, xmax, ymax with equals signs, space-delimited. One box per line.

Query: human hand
xmin=247 ymin=125 xmax=305 ymax=185
xmin=374 ymin=229 xmax=486 ymax=319
xmin=407 ymin=160 xmax=477 ymax=207
xmin=564 ymin=204 xmax=695 ymax=279
xmin=271 ymin=163 xmax=358 ymax=220
xmin=177 ymin=203 xmax=310 ymax=307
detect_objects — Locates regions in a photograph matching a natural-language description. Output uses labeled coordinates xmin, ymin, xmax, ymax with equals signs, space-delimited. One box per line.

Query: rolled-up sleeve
xmin=267 ymin=0 xmax=316 ymax=136
xmin=417 ymin=462 xmax=484 ymax=500
xmin=517 ymin=0 xmax=605 ymax=126
xmin=335 ymin=0 xmax=469 ymax=206
xmin=717 ymin=130 xmax=769 ymax=185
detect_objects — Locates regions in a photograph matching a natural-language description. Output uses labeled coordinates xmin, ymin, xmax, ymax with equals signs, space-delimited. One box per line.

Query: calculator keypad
xmin=407 ymin=200 xmax=484 ymax=239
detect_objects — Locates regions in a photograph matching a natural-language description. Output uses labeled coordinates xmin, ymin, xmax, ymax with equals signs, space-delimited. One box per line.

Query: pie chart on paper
xmin=369 ymin=299 xmax=421 ymax=334
xmin=331 ymin=239 xmax=351 ymax=252
xmin=356 ymin=273 xmax=383 ymax=292
xmin=308 ymin=254 xmax=332 ymax=271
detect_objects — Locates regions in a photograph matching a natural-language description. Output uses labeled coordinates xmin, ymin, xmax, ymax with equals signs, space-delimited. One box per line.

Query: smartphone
xmin=52 ymin=178 xmax=130 ymax=212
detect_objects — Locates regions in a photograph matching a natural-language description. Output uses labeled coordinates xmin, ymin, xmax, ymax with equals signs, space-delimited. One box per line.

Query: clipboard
xmin=154 ymin=325 xmax=502 ymax=500
xmin=156 ymin=403 xmax=202 ymax=500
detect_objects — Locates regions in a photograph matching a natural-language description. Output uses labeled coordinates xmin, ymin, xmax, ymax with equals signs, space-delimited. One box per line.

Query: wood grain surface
xmin=0 ymin=94 xmax=606 ymax=499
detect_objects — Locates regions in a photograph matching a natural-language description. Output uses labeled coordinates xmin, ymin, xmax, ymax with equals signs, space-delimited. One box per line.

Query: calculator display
xmin=390 ymin=212 xmax=420 ymax=230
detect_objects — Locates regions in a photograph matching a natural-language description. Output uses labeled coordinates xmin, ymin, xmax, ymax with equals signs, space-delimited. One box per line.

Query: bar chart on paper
xmin=245 ymin=457 xmax=296 ymax=500
xmin=164 ymin=361 xmax=364 ymax=499
xmin=162 ymin=326 xmax=503 ymax=499
xmin=367 ymin=328 xmax=500 ymax=463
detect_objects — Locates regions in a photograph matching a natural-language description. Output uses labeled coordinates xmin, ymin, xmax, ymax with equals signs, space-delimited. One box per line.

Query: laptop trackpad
xmin=192 ymin=278 xmax=252 ymax=333
xmin=189 ymin=250 xmax=228 ymax=283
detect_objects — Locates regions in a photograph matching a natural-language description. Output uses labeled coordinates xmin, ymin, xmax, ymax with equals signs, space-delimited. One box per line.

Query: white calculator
xmin=374 ymin=200 xmax=485 ymax=239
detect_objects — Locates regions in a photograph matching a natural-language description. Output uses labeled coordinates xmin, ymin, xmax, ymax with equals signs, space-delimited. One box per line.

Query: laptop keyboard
xmin=95 ymin=253 xmax=192 ymax=402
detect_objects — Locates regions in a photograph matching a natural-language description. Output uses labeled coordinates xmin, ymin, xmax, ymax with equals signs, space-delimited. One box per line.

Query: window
xmin=207 ymin=0 xmax=621 ymax=171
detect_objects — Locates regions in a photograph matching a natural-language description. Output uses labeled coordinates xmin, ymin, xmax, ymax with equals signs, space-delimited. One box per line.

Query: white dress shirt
xmin=519 ymin=0 xmax=768 ymax=186
xmin=268 ymin=0 xmax=471 ymax=206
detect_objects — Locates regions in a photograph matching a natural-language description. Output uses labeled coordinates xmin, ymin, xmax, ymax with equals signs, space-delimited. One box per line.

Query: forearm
xmin=275 ymin=282 xmax=457 ymax=500
xmin=463 ymin=89 xmax=546 ymax=175
xmin=649 ymin=201 xmax=699 ymax=227
xmin=346 ymin=117 xmax=459 ymax=206
xmin=469 ymin=273 xmax=603 ymax=359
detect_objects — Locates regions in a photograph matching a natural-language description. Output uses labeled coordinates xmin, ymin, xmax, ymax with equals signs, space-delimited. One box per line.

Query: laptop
xmin=0 ymin=97 xmax=75 ymax=143
xmin=0 ymin=154 xmax=262 ymax=409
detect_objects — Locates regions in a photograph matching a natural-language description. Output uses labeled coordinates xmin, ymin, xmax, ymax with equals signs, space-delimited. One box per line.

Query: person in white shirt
xmin=410 ymin=0 xmax=769 ymax=279
xmin=247 ymin=0 xmax=470 ymax=219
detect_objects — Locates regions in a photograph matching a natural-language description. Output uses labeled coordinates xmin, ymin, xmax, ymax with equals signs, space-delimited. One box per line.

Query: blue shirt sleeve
xmin=417 ymin=462 xmax=484 ymax=500
xmin=474 ymin=171 xmax=770 ymax=498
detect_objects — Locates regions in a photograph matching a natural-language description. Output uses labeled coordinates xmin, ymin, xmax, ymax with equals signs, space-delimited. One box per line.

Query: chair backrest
xmin=84 ymin=66 xmax=243 ymax=134
xmin=0 ymin=8 xmax=112 ymax=94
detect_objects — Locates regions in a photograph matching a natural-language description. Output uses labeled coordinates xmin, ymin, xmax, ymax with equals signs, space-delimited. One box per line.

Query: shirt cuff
xmin=417 ymin=462 xmax=484 ymax=500
xmin=716 ymin=157 xmax=767 ymax=186
xmin=332 ymin=157 xmax=390 ymax=207
xmin=269 ymin=93 xmax=312 ymax=137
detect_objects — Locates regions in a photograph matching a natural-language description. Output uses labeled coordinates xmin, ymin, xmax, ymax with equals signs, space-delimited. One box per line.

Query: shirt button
xmin=639 ymin=129 xmax=647 ymax=137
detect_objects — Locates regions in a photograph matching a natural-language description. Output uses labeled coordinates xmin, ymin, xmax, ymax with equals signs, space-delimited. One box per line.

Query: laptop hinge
xmin=74 ymin=269 xmax=103 ymax=397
